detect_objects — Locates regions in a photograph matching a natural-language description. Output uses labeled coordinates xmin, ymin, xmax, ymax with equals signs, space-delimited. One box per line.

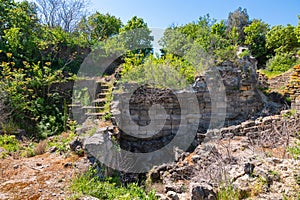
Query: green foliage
xmin=120 ymin=54 xmax=195 ymax=89
xmin=47 ymin=131 xmax=77 ymax=153
xmin=217 ymin=185 xmax=243 ymax=200
xmin=257 ymin=69 xmax=283 ymax=79
xmin=0 ymin=0 xmax=40 ymax=63
xmin=70 ymin=167 xmax=157 ymax=200
xmin=226 ymin=7 xmax=250 ymax=43
xmin=73 ymin=87 xmax=91 ymax=106
xmin=266 ymin=25 xmax=300 ymax=54
xmin=0 ymin=59 xmax=69 ymax=138
xmin=76 ymin=12 xmax=122 ymax=44
xmin=1 ymin=120 xmax=19 ymax=135
xmin=287 ymin=141 xmax=300 ymax=160
xmin=214 ymin=45 xmax=238 ymax=64
xmin=0 ymin=135 xmax=21 ymax=156
xmin=266 ymin=53 xmax=297 ymax=73
xmin=212 ymin=20 xmax=226 ymax=37
xmin=296 ymin=16 xmax=300 ymax=43
xmin=244 ymin=19 xmax=270 ymax=59
xmin=238 ymin=49 xmax=250 ymax=58
xmin=119 ymin=16 xmax=154 ymax=55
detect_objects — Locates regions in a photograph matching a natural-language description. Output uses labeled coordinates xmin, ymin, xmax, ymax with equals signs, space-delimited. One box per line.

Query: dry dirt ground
xmin=0 ymin=153 xmax=90 ymax=200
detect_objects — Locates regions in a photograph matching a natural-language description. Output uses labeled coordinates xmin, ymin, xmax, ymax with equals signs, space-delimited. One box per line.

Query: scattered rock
xmin=166 ymin=191 xmax=179 ymax=200
xmin=244 ymin=163 xmax=255 ymax=176
xmin=36 ymin=163 xmax=42 ymax=167
xmin=63 ymin=162 xmax=72 ymax=168
xmin=48 ymin=146 xmax=58 ymax=153
xmin=189 ymin=182 xmax=216 ymax=200
xmin=69 ymin=138 xmax=82 ymax=152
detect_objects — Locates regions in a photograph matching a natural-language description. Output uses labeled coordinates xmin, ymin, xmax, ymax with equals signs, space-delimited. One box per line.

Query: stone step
xmin=85 ymin=112 xmax=106 ymax=117
xmin=92 ymin=98 xmax=106 ymax=103
xmin=68 ymin=104 xmax=82 ymax=108
xmin=96 ymin=83 xmax=110 ymax=90
xmin=100 ymin=89 xmax=110 ymax=93
xmin=81 ymin=106 xmax=104 ymax=110
xmin=97 ymin=93 xmax=110 ymax=98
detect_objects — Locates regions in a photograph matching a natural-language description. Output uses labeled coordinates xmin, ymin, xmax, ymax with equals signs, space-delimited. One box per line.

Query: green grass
xmin=217 ymin=185 xmax=243 ymax=200
xmin=287 ymin=142 xmax=300 ymax=160
xmin=258 ymin=69 xmax=285 ymax=79
xmin=70 ymin=168 xmax=158 ymax=200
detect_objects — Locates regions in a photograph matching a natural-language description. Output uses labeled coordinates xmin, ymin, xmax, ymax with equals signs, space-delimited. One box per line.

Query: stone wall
xmin=111 ymin=57 xmax=265 ymax=153
xmin=205 ymin=110 xmax=300 ymax=144
xmin=286 ymin=64 xmax=300 ymax=111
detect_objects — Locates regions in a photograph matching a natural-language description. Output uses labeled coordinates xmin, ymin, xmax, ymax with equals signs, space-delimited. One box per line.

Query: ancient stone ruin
xmin=82 ymin=57 xmax=276 ymax=174
xmin=287 ymin=64 xmax=300 ymax=111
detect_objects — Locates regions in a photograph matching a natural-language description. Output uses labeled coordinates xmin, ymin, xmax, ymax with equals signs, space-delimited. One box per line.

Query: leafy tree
xmin=76 ymin=12 xmax=122 ymax=44
xmin=0 ymin=0 xmax=41 ymax=62
xmin=266 ymin=24 xmax=299 ymax=54
xmin=159 ymin=26 xmax=191 ymax=56
xmin=0 ymin=57 xmax=71 ymax=138
xmin=211 ymin=20 xmax=226 ymax=37
xmin=226 ymin=7 xmax=250 ymax=43
xmin=119 ymin=16 xmax=154 ymax=55
xmin=37 ymin=26 xmax=88 ymax=73
xmin=295 ymin=16 xmax=300 ymax=44
xmin=244 ymin=19 xmax=270 ymax=66
xmin=266 ymin=52 xmax=297 ymax=72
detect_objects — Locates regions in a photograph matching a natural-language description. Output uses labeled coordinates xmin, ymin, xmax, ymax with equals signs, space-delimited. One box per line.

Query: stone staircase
xmin=69 ymin=79 xmax=112 ymax=124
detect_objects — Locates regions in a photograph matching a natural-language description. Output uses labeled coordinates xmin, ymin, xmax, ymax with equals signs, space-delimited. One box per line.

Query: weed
xmin=217 ymin=184 xmax=243 ymax=200
xmin=70 ymin=167 xmax=158 ymax=200
xmin=34 ymin=140 xmax=47 ymax=155
xmin=1 ymin=120 xmax=19 ymax=135
xmin=47 ymin=132 xmax=77 ymax=153
xmin=0 ymin=135 xmax=21 ymax=157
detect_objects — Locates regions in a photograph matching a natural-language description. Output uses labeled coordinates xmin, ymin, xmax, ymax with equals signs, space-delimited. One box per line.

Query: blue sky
xmin=90 ymin=0 xmax=299 ymax=28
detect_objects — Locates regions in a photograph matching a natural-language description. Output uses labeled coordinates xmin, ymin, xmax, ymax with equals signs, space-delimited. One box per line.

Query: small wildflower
xmin=45 ymin=62 xmax=51 ymax=66
xmin=6 ymin=53 xmax=12 ymax=58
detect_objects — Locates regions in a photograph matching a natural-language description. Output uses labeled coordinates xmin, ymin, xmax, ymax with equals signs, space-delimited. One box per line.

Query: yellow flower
xmin=6 ymin=53 xmax=12 ymax=58
xmin=45 ymin=62 xmax=51 ymax=66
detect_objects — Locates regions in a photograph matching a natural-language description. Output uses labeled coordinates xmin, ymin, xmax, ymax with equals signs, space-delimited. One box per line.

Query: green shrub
xmin=266 ymin=53 xmax=297 ymax=73
xmin=120 ymin=54 xmax=194 ymax=89
xmin=214 ymin=45 xmax=238 ymax=64
xmin=70 ymin=167 xmax=158 ymax=200
xmin=217 ymin=185 xmax=242 ymax=200
xmin=0 ymin=58 xmax=70 ymax=138
xmin=238 ymin=49 xmax=250 ymax=58
xmin=0 ymin=135 xmax=21 ymax=157
xmin=47 ymin=132 xmax=77 ymax=153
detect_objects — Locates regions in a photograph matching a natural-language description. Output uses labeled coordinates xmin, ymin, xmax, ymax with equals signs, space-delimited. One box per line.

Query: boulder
xmin=189 ymin=182 xmax=216 ymax=200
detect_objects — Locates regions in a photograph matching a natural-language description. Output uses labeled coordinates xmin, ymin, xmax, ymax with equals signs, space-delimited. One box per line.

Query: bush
xmin=0 ymin=135 xmax=21 ymax=157
xmin=0 ymin=57 xmax=71 ymax=138
xmin=266 ymin=53 xmax=297 ymax=73
xmin=120 ymin=54 xmax=195 ymax=89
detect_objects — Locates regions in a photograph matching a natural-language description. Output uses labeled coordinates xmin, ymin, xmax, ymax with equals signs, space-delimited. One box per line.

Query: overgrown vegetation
xmin=0 ymin=57 xmax=71 ymax=138
xmin=0 ymin=135 xmax=21 ymax=158
xmin=1 ymin=0 xmax=300 ymax=198
xmin=70 ymin=167 xmax=158 ymax=200
xmin=217 ymin=185 xmax=244 ymax=200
